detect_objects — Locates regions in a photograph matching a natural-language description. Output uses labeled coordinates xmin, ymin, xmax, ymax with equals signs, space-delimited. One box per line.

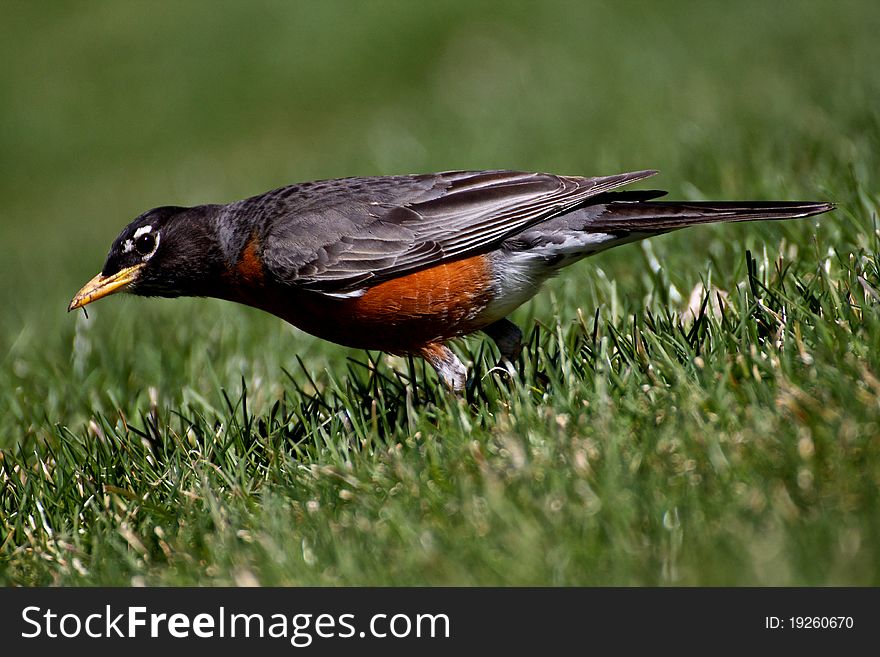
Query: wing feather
xmin=256 ymin=169 xmax=657 ymax=293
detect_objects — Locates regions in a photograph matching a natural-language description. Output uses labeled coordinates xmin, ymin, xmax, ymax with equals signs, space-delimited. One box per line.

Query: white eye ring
xmin=134 ymin=225 xmax=153 ymax=239
xmin=133 ymin=225 xmax=160 ymax=259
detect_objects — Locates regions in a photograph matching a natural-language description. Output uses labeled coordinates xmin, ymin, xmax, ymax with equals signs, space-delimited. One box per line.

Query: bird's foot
xmin=419 ymin=342 xmax=467 ymax=393
xmin=483 ymin=318 xmax=523 ymax=369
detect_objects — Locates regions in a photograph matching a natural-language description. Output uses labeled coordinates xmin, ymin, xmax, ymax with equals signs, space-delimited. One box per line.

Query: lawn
xmin=1 ymin=0 xmax=879 ymax=586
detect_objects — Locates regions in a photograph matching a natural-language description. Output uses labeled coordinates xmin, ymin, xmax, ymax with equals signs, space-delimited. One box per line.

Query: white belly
xmin=473 ymin=231 xmax=621 ymax=325
xmin=473 ymin=251 xmax=560 ymax=325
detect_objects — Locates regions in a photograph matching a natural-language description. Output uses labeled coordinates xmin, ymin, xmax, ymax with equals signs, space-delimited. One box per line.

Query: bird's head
xmin=68 ymin=204 xmax=224 ymax=311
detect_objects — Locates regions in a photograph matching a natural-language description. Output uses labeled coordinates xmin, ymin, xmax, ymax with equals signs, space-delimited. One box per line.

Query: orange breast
xmin=236 ymin=254 xmax=497 ymax=352
xmin=235 ymin=235 xmax=265 ymax=285
xmin=350 ymin=255 xmax=492 ymax=324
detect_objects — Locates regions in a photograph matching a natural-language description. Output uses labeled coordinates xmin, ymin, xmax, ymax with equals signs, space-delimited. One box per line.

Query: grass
xmin=2 ymin=0 xmax=880 ymax=585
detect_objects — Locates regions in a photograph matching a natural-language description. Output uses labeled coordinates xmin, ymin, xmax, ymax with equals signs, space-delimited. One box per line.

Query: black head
xmin=69 ymin=204 xmax=225 ymax=311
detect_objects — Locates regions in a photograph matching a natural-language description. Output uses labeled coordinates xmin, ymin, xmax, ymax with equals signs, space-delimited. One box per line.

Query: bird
xmin=69 ymin=169 xmax=832 ymax=391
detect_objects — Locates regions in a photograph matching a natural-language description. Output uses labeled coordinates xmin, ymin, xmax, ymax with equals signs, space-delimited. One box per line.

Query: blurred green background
xmin=3 ymin=0 xmax=876 ymax=437
xmin=1 ymin=1 xmax=879 ymax=585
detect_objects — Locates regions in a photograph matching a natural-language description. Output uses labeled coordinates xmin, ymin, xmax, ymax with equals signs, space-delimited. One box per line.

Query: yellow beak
xmin=68 ymin=263 xmax=145 ymax=311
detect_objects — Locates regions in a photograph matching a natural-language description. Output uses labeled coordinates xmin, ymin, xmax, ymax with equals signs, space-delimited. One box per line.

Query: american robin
xmin=69 ymin=169 xmax=832 ymax=390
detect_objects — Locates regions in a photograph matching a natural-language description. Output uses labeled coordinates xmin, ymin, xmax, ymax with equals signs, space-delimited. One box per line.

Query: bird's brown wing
xmin=257 ymin=169 xmax=657 ymax=294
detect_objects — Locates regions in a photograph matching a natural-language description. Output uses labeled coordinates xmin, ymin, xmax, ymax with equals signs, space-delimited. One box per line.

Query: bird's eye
xmin=135 ymin=233 xmax=156 ymax=256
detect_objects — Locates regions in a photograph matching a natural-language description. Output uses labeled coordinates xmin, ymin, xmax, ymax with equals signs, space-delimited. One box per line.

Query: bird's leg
xmin=483 ymin=318 xmax=523 ymax=364
xmin=418 ymin=342 xmax=467 ymax=392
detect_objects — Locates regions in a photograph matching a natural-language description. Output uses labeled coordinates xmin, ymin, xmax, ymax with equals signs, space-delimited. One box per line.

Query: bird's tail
xmin=587 ymin=199 xmax=834 ymax=233
xmin=503 ymin=195 xmax=834 ymax=266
